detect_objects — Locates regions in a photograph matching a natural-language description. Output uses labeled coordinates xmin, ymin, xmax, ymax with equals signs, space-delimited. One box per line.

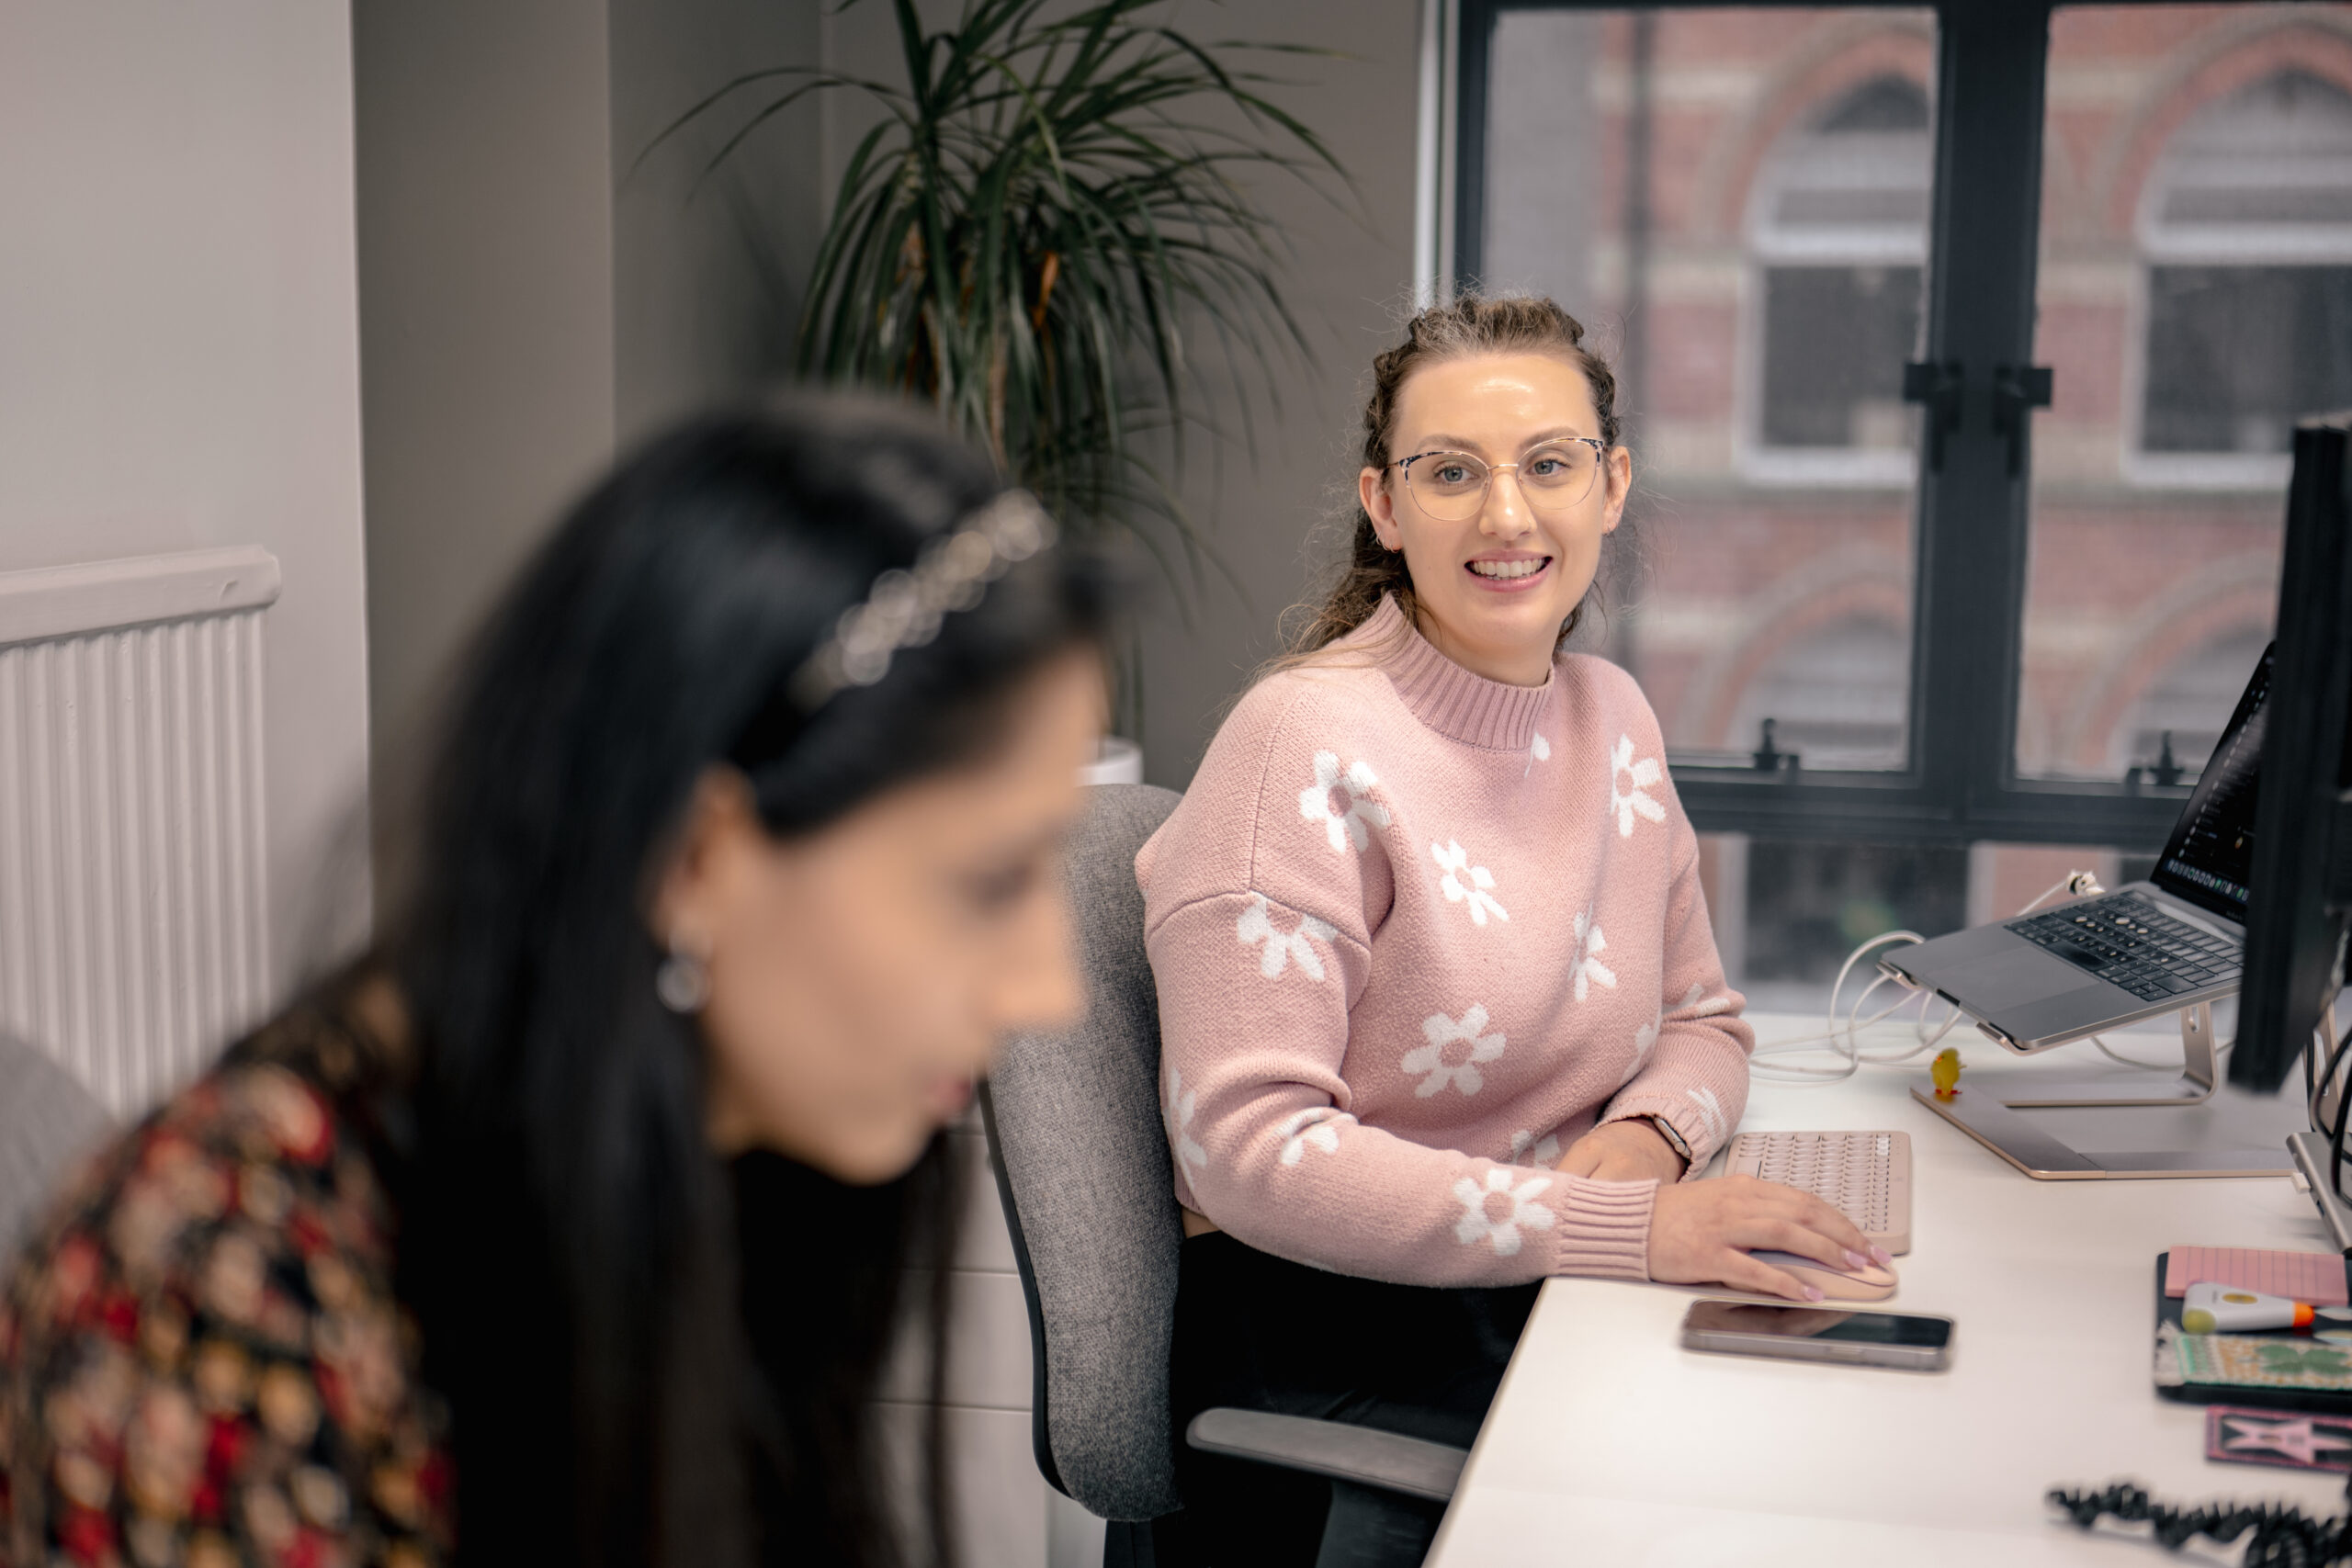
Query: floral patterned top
xmin=0 ymin=1016 xmax=454 ymax=1568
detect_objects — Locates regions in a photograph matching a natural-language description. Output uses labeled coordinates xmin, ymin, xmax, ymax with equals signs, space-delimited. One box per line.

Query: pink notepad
xmin=2165 ymin=1247 xmax=2350 ymax=1305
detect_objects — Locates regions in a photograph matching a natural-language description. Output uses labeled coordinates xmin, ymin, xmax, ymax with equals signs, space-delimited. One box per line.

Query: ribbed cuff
xmin=1545 ymin=1172 xmax=1657 ymax=1280
xmin=1605 ymin=1097 xmax=1719 ymax=1181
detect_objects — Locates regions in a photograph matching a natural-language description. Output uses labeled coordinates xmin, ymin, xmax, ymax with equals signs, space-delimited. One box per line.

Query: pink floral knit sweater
xmin=1137 ymin=596 xmax=1753 ymax=1287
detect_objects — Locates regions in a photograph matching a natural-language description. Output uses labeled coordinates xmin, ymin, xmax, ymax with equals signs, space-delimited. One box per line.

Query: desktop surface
xmin=1427 ymin=1016 xmax=2338 ymax=1566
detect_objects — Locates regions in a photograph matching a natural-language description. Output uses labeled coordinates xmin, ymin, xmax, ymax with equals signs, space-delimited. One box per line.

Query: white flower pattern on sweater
xmin=1609 ymin=734 xmax=1667 ymax=838
xmin=1686 ymin=1085 xmax=1728 ymax=1145
xmin=1510 ymin=1129 xmax=1562 ymax=1167
xmin=1164 ymin=1062 xmax=1206 ymax=1173
xmin=1299 ymin=751 xmax=1391 ymax=853
xmin=1569 ymin=908 xmax=1616 ymax=1000
xmin=1274 ymin=1106 xmax=1347 ymax=1166
xmin=1401 ymin=1006 xmax=1507 ymax=1098
xmin=1236 ymin=894 xmax=1335 ymax=981
xmin=1524 ymin=730 xmax=1551 ymax=778
xmin=1432 ymin=840 xmax=1509 ymax=925
xmin=1618 ymin=1009 xmax=1662 ymax=1089
xmin=1453 ymin=1168 xmax=1557 ymax=1257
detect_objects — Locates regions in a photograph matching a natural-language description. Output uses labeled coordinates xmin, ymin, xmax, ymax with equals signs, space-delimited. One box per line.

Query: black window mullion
xmin=1917 ymin=0 xmax=2188 ymax=855
xmin=1911 ymin=0 xmax=2049 ymax=837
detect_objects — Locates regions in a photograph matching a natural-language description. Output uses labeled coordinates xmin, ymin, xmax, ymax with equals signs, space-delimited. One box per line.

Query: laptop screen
xmin=2150 ymin=645 xmax=2271 ymax=924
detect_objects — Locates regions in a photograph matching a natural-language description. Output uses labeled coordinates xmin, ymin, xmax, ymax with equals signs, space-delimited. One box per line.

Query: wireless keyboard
xmin=1722 ymin=1130 xmax=1911 ymax=1256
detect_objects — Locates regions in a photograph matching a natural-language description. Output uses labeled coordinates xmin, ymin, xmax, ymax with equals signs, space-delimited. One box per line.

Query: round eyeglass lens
xmin=1405 ymin=441 xmax=1600 ymax=520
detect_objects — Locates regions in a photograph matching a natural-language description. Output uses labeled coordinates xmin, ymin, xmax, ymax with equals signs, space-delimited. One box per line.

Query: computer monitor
xmin=2231 ymin=413 xmax=2352 ymax=1095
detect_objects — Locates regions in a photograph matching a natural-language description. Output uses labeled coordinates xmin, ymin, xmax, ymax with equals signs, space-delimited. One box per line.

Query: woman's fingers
xmin=1748 ymin=1215 xmax=1876 ymax=1273
xmin=1712 ymin=1248 xmax=1820 ymax=1303
xmin=1648 ymin=1175 xmax=1892 ymax=1295
xmin=1724 ymin=1178 xmax=1874 ymax=1261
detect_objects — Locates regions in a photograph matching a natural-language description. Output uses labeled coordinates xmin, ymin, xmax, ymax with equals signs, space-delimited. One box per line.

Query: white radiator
xmin=0 ymin=547 xmax=280 ymax=1115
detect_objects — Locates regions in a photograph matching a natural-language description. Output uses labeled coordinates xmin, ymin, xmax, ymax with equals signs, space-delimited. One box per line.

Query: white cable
xmin=1742 ymin=866 xmax=2199 ymax=1085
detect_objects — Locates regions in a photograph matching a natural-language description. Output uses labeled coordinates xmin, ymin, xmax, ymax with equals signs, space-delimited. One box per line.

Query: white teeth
xmin=1468 ymin=558 xmax=1547 ymax=580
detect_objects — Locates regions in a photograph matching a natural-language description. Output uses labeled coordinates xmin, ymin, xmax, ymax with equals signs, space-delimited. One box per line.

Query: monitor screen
xmin=2151 ymin=645 xmax=2272 ymax=923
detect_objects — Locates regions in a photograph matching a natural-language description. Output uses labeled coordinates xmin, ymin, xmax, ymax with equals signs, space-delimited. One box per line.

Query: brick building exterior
xmin=1484 ymin=4 xmax=2352 ymax=991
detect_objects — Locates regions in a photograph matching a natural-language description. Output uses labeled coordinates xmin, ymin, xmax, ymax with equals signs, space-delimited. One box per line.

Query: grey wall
xmin=354 ymin=0 xmax=619 ymax=768
xmin=610 ymin=0 xmax=817 ymax=446
xmin=355 ymin=0 xmax=820 ymax=784
xmin=358 ymin=0 xmax=1422 ymax=795
xmin=1132 ymin=0 xmax=1423 ymax=787
xmin=818 ymin=0 xmax=1427 ymax=788
xmin=1 ymin=0 xmax=373 ymax=985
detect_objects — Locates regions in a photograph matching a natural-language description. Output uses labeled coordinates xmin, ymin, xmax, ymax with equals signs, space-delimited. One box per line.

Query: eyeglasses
xmin=1392 ymin=437 xmax=1608 ymax=521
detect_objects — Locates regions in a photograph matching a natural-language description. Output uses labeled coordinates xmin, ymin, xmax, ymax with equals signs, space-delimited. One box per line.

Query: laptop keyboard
xmin=2007 ymin=891 xmax=2241 ymax=1003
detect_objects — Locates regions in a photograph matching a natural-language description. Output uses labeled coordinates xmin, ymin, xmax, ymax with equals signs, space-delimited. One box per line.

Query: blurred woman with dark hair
xmin=0 ymin=396 xmax=1116 ymax=1568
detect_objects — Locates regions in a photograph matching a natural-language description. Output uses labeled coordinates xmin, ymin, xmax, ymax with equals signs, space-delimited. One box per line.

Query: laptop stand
xmin=1912 ymin=1003 xmax=2297 ymax=1179
xmin=1996 ymin=1001 xmax=2221 ymax=1109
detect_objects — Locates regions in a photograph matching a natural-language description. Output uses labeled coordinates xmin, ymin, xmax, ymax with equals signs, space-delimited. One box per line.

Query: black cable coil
xmin=2048 ymin=1482 xmax=2352 ymax=1565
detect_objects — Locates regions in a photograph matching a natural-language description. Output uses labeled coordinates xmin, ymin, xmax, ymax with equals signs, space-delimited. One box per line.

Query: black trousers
xmin=1158 ymin=1233 xmax=1540 ymax=1568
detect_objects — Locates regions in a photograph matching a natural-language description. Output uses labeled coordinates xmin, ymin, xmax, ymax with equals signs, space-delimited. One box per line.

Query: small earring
xmin=656 ymin=933 xmax=710 ymax=1014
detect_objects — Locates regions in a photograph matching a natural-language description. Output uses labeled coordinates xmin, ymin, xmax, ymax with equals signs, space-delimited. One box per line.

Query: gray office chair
xmin=981 ymin=784 xmax=1470 ymax=1568
xmin=0 ymin=1033 xmax=114 ymax=1261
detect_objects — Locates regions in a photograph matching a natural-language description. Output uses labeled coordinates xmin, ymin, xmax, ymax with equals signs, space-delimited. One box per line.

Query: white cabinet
xmin=878 ymin=1122 xmax=1105 ymax=1568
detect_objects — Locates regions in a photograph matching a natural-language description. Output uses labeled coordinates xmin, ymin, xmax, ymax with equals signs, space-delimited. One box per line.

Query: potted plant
xmin=658 ymin=0 xmax=1346 ymax=752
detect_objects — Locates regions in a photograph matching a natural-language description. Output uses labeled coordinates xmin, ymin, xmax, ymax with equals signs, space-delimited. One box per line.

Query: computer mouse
xmin=1745 ymin=1249 xmax=1898 ymax=1302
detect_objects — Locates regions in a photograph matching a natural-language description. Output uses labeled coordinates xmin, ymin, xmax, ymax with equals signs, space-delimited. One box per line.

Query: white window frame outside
xmin=2124 ymin=70 xmax=2352 ymax=491
xmin=1737 ymin=80 xmax=1934 ymax=490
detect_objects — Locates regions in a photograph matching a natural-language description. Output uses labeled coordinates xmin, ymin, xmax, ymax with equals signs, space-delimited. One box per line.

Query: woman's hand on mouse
xmin=1645 ymin=1175 xmax=1887 ymax=1302
xmin=1555 ymin=1118 xmax=1686 ymax=1186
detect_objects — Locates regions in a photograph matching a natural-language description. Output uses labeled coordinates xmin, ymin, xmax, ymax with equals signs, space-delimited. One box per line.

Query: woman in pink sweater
xmin=1138 ymin=297 xmax=1881 ymax=1564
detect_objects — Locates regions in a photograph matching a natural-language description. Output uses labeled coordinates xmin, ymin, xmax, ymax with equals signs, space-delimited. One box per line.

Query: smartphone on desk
xmin=1681 ymin=1299 xmax=1953 ymax=1371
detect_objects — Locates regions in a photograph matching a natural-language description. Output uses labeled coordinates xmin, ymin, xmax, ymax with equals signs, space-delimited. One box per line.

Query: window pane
xmin=2143 ymin=265 xmax=2352 ymax=453
xmin=1760 ymin=265 xmax=1925 ymax=447
xmin=2017 ymin=8 xmax=2352 ymax=783
xmin=1481 ymin=9 xmax=1936 ymax=774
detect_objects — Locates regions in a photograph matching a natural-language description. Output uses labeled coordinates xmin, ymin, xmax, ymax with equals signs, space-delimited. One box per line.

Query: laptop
xmin=1878 ymin=646 xmax=2269 ymax=1053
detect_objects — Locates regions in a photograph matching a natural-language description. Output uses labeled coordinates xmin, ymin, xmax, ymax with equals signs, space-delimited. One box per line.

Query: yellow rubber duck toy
xmin=1930 ymin=1046 xmax=1963 ymax=1100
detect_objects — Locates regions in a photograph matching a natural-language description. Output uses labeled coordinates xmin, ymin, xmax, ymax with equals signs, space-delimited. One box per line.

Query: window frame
xmin=1454 ymin=0 xmax=2217 ymax=853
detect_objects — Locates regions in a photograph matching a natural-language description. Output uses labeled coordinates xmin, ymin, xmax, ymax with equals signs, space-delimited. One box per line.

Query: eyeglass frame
xmin=1389 ymin=435 xmax=1611 ymax=517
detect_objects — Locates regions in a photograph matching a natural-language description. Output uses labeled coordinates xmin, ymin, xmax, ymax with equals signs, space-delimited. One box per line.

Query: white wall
xmin=0 ymin=1 xmax=373 ymax=995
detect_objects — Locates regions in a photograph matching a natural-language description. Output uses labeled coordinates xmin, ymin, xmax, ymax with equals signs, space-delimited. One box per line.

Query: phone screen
xmin=1684 ymin=1300 xmax=1951 ymax=1348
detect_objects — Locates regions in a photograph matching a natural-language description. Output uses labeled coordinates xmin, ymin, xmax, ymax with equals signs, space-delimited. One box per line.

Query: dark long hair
xmin=303 ymin=397 xmax=1112 ymax=1567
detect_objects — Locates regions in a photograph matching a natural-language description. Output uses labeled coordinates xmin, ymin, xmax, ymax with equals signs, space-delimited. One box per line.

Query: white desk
xmin=1428 ymin=1017 xmax=2346 ymax=1565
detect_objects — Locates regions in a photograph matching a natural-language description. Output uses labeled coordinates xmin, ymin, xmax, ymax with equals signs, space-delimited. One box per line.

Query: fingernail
xmin=1844 ymin=1249 xmax=1869 ymax=1269
xmin=1803 ymin=1285 xmax=1826 ymax=1303
xmin=1869 ymin=1246 xmax=1894 ymax=1268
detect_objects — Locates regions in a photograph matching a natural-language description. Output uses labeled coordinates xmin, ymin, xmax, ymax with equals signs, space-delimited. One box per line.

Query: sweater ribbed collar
xmin=1349 ymin=594 xmax=1555 ymax=752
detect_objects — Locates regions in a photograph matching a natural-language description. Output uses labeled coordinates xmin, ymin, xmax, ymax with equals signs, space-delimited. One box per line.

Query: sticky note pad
xmin=2165 ymin=1247 xmax=2349 ymax=1305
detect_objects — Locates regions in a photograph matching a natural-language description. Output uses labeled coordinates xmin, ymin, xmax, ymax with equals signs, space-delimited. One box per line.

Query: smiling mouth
xmin=1467 ymin=557 xmax=1551 ymax=581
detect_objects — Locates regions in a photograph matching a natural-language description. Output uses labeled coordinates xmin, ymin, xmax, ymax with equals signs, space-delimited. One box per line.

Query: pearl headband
xmin=786 ymin=489 xmax=1058 ymax=711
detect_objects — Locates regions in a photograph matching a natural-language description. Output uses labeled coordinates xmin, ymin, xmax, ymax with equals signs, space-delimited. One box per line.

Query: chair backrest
xmin=983 ymin=783 xmax=1185 ymax=1522
xmin=0 ymin=1034 xmax=114 ymax=1262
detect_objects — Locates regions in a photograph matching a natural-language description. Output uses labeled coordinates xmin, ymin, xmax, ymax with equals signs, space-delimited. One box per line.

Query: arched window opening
xmin=2141 ymin=70 xmax=2352 ymax=466
xmin=1747 ymin=73 xmax=1933 ymax=475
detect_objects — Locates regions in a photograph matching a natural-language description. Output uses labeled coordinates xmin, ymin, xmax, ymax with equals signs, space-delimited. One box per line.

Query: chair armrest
xmin=1183 ymin=1408 xmax=1466 ymax=1504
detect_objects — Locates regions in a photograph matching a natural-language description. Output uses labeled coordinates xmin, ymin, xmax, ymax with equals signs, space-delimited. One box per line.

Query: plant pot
xmin=1079 ymin=736 xmax=1144 ymax=787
